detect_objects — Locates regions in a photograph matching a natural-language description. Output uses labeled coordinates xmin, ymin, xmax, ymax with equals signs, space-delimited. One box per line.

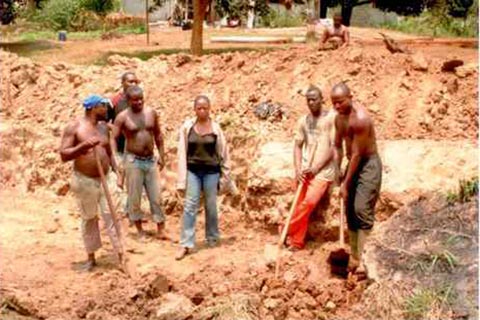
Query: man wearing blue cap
xmin=60 ymin=95 xmax=123 ymax=271
xmin=113 ymin=85 xmax=167 ymax=240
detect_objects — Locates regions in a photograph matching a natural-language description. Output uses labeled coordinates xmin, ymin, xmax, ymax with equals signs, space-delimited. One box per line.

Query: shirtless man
xmin=332 ymin=83 xmax=382 ymax=277
xmin=108 ymin=72 xmax=140 ymax=216
xmin=320 ymin=14 xmax=350 ymax=49
xmin=60 ymin=95 xmax=122 ymax=271
xmin=113 ymin=85 xmax=167 ymax=239
xmin=108 ymin=72 xmax=140 ymax=155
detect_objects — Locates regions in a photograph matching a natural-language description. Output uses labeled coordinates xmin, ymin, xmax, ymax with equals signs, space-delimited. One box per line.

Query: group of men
xmin=60 ymin=72 xmax=167 ymax=270
xmin=287 ymin=82 xmax=381 ymax=276
xmin=60 ymin=70 xmax=381 ymax=277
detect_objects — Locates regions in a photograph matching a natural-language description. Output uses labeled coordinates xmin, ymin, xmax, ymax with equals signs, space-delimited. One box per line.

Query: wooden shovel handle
xmin=340 ymin=198 xmax=345 ymax=247
xmin=93 ymin=147 xmax=124 ymax=254
xmin=275 ymin=143 xmax=318 ymax=278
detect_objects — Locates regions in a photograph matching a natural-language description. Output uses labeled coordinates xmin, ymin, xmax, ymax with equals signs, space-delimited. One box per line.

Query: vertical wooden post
xmin=146 ymin=0 xmax=150 ymax=45
xmin=314 ymin=0 xmax=320 ymax=20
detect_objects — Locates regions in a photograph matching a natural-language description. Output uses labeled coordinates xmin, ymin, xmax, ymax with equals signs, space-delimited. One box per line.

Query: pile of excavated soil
xmin=0 ymin=46 xmax=477 ymax=196
xmin=336 ymin=193 xmax=479 ymax=320
xmin=0 ymin=43 xmax=478 ymax=320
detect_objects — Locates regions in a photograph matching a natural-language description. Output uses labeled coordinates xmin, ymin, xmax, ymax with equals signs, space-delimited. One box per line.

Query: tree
xmin=190 ymin=0 xmax=208 ymax=55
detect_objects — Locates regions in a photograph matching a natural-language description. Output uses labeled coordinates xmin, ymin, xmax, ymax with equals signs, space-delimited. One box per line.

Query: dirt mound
xmin=1 ymin=46 xmax=477 ymax=198
xmin=339 ymin=191 xmax=479 ymax=320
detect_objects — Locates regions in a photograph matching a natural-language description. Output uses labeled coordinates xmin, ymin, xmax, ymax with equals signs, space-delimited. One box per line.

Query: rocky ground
xmin=0 ymin=27 xmax=478 ymax=320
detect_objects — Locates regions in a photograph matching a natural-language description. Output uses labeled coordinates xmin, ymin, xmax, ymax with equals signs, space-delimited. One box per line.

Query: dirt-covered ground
xmin=0 ymin=26 xmax=478 ymax=320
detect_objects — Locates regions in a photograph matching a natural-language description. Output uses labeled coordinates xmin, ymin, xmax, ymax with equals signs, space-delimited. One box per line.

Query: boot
xmin=348 ymin=230 xmax=359 ymax=272
xmin=356 ymin=229 xmax=372 ymax=276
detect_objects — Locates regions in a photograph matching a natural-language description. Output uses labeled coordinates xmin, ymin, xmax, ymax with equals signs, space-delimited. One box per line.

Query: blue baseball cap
xmin=83 ymin=95 xmax=109 ymax=110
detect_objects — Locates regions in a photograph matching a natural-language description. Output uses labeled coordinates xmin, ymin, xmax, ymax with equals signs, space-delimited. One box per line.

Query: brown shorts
xmin=346 ymin=154 xmax=382 ymax=231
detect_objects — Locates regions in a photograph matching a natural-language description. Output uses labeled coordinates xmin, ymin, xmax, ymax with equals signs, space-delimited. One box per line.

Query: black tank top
xmin=187 ymin=128 xmax=220 ymax=174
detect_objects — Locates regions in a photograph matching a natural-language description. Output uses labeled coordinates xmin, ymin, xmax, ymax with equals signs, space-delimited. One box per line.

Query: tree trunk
xmin=341 ymin=0 xmax=354 ymax=26
xmin=191 ymin=0 xmax=208 ymax=55
xmin=314 ymin=0 xmax=320 ymax=20
xmin=27 ymin=0 xmax=36 ymax=11
xmin=320 ymin=0 xmax=328 ymax=18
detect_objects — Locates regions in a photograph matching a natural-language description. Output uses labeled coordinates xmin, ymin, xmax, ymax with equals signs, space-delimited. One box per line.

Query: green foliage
xmin=404 ymin=284 xmax=457 ymax=319
xmin=31 ymin=0 xmax=120 ymax=30
xmin=258 ymin=10 xmax=305 ymax=28
xmin=215 ymin=0 xmax=270 ymax=20
xmin=381 ymin=3 xmax=478 ymax=38
xmin=446 ymin=177 xmax=479 ymax=205
xmin=79 ymin=0 xmax=118 ymax=15
xmin=33 ymin=0 xmax=82 ymax=30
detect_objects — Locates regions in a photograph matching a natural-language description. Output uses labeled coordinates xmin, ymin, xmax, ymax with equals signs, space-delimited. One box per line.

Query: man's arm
xmin=152 ymin=110 xmax=165 ymax=168
xmin=104 ymin=126 xmax=118 ymax=173
xmin=294 ymin=140 xmax=304 ymax=183
xmin=341 ymin=27 xmax=350 ymax=47
xmin=59 ymin=122 xmax=98 ymax=162
xmin=333 ymin=116 xmax=344 ymax=173
xmin=320 ymin=29 xmax=329 ymax=45
xmin=112 ymin=112 xmax=124 ymax=140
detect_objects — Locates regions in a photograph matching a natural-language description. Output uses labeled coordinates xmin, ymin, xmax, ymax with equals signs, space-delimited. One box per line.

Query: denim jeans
xmin=180 ymin=170 xmax=220 ymax=248
xmin=124 ymin=153 xmax=165 ymax=223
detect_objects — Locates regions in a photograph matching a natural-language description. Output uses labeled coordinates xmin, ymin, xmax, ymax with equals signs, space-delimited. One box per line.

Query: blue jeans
xmin=180 ymin=170 xmax=220 ymax=248
xmin=124 ymin=153 xmax=165 ymax=223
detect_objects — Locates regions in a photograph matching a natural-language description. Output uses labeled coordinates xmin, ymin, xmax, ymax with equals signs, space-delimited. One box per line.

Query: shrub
xmin=79 ymin=0 xmax=119 ymax=16
xmin=259 ymin=9 xmax=305 ymax=28
xmin=33 ymin=0 xmax=81 ymax=30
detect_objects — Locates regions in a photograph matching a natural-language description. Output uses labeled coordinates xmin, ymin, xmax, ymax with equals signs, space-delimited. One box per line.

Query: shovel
xmin=327 ymin=198 xmax=350 ymax=278
xmin=93 ymin=146 xmax=136 ymax=278
xmin=273 ymin=143 xmax=318 ymax=279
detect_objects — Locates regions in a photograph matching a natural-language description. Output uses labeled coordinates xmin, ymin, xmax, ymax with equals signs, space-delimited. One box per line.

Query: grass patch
xmin=404 ymin=284 xmax=457 ymax=320
xmin=446 ymin=177 xmax=478 ymax=205
xmin=5 ymin=23 xmax=145 ymax=42
xmin=258 ymin=10 xmax=306 ymax=28
xmin=412 ymin=249 xmax=459 ymax=274
xmin=381 ymin=9 xmax=478 ymax=38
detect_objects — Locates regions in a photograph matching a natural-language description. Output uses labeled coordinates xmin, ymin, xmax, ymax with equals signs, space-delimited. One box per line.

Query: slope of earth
xmin=0 ymin=37 xmax=478 ymax=320
xmin=0 ymin=44 xmax=477 ymax=196
xmin=341 ymin=193 xmax=479 ymax=320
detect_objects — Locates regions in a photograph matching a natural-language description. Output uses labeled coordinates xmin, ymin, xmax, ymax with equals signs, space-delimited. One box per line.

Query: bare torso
xmin=70 ymin=119 xmax=111 ymax=177
xmin=120 ymin=107 xmax=156 ymax=157
xmin=327 ymin=25 xmax=347 ymax=43
xmin=336 ymin=103 xmax=377 ymax=159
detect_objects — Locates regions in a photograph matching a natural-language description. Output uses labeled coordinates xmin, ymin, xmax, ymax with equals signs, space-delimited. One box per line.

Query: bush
xmin=79 ymin=0 xmax=119 ymax=16
xmin=32 ymin=0 xmax=121 ymax=30
xmin=381 ymin=4 xmax=478 ymax=38
xmin=215 ymin=0 xmax=270 ymax=22
xmin=258 ymin=9 xmax=305 ymax=28
xmin=34 ymin=0 xmax=82 ymax=30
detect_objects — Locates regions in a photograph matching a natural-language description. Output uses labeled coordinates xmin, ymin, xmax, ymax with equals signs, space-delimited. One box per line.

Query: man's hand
xmin=339 ymin=183 xmax=348 ymax=202
xmin=81 ymin=136 xmax=101 ymax=151
xmin=116 ymin=169 xmax=124 ymax=190
xmin=295 ymin=168 xmax=306 ymax=186
xmin=302 ymin=166 xmax=318 ymax=181
xmin=176 ymin=189 xmax=185 ymax=199
xmin=157 ymin=158 xmax=165 ymax=171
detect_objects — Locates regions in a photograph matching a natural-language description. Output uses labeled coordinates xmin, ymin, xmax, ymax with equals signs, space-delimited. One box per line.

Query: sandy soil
xmin=0 ymin=25 xmax=478 ymax=319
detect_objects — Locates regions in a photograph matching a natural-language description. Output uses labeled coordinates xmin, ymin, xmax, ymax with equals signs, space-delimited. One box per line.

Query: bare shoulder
xmin=63 ymin=118 xmax=81 ymax=135
xmin=353 ymin=104 xmax=373 ymax=130
xmin=115 ymin=108 xmax=129 ymax=122
xmin=145 ymin=107 xmax=158 ymax=117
